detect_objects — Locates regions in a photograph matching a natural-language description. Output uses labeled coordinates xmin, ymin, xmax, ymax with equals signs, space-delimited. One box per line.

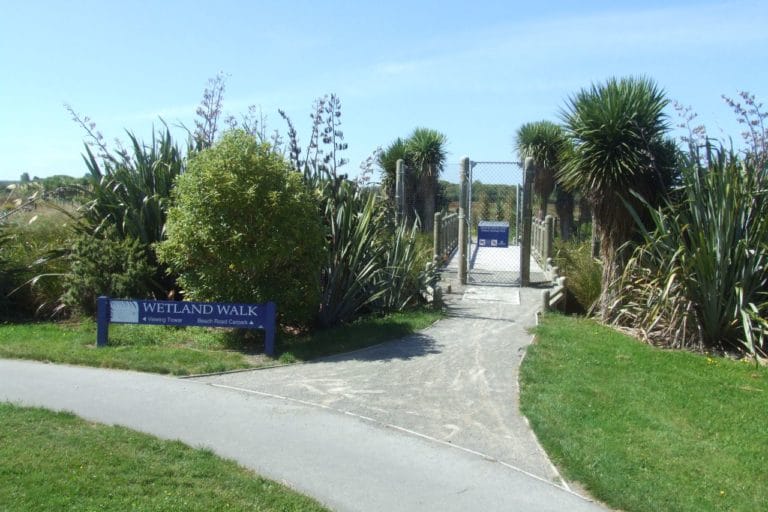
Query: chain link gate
xmin=465 ymin=161 xmax=524 ymax=285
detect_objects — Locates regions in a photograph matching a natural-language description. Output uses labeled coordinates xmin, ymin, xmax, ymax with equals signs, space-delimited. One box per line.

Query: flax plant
xmin=378 ymin=220 xmax=432 ymax=313
xmin=79 ymin=128 xmax=183 ymax=296
xmin=614 ymin=145 xmax=768 ymax=357
xmin=317 ymin=182 xmax=387 ymax=327
xmin=284 ymin=97 xmax=437 ymax=327
xmin=80 ymin=129 xmax=181 ymax=245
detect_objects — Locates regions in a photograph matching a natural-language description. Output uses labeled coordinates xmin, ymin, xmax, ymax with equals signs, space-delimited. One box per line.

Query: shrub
xmin=614 ymin=146 xmax=768 ymax=357
xmin=281 ymin=96 xmax=438 ymax=326
xmin=61 ymin=226 xmax=154 ymax=316
xmin=0 ymin=224 xmax=21 ymax=318
xmin=79 ymin=128 xmax=183 ymax=297
xmin=375 ymin=217 xmax=432 ymax=314
xmin=552 ymin=240 xmax=602 ymax=313
xmin=0 ymin=185 xmax=74 ymax=319
xmin=5 ymin=209 xmax=72 ymax=318
xmin=315 ymin=182 xmax=387 ymax=326
xmin=158 ymin=131 xmax=324 ymax=326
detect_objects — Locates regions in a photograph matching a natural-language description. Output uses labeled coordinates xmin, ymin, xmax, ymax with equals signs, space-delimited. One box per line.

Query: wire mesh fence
xmin=466 ymin=161 xmax=527 ymax=285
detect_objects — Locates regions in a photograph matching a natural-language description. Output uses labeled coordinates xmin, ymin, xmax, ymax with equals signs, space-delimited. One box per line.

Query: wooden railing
xmin=433 ymin=211 xmax=459 ymax=264
xmin=542 ymin=276 xmax=567 ymax=312
xmin=531 ymin=215 xmax=554 ymax=268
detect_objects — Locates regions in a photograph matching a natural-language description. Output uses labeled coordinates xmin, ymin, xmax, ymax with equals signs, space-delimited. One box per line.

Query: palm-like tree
xmin=515 ymin=121 xmax=567 ymax=220
xmin=378 ymin=138 xmax=408 ymax=203
xmin=559 ymin=76 xmax=675 ymax=318
xmin=406 ymin=128 xmax=447 ymax=232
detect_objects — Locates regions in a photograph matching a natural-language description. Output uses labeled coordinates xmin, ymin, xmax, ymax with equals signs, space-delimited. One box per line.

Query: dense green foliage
xmin=552 ymin=240 xmax=601 ymax=313
xmin=281 ymin=99 xmax=437 ymax=327
xmin=79 ymin=128 xmax=184 ymax=298
xmin=559 ymin=76 xmax=676 ymax=317
xmin=0 ymin=224 xmax=20 ymax=317
xmin=62 ymin=226 xmax=154 ymax=315
xmin=0 ymin=82 xmax=437 ymax=354
xmin=378 ymin=221 xmax=432 ymax=313
xmin=0 ymin=207 xmax=70 ymax=319
xmin=379 ymin=128 xmax=447 ymax=231
xmin=313 ymin=171 xmax=434 ymax=327
xmin=379 ymin=137 xmax=408 ymax=201
xmin=407 ymin=128 xmax=447 ymax=231
xmin=514 ymin=120 xmax=568 ymax=221
xmin=0 ymin=404 xmax=329 ymax=511
xmin=159 ymin=131 xmax=325 ymax=326
xmin=521 ymin=314 xmax=767 ymax=512
xmin=516 ymin=85 xmax=766 ymax=361
xmin=316 ymin=182 xmax=388 ymax=326
xmin=615 ymin=146 xmax=768 ymax=357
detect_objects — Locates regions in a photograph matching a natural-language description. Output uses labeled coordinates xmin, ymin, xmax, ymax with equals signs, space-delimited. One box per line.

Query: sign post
xmin=96 ymin=297 xmax=277 ymax=356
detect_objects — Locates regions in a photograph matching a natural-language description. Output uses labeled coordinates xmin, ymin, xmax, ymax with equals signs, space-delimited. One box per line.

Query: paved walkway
xmin=0 ymin=272 xmax=610 ymax=511
xmin=195 ymin=286 xmax=560 ymax=483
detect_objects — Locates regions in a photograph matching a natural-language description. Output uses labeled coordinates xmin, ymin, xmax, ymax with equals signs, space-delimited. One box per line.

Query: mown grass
xmin=0 ymin=309 xmax=442 ymax=375
xmin=520 ymin=314 xmax=768 ymax=512
xmin=0 ymin=403 xmax=328 ymax=511
xmin=0 ymin=321 xmax=251 ymax=375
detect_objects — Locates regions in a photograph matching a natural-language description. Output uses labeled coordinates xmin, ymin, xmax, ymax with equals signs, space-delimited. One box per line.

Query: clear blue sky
xmin=1 ymin=0 xmax=766 ymax=182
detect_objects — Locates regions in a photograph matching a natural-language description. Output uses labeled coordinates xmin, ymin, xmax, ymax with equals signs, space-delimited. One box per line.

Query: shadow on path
xmin=308 ymin=332 xmax=442 ymax=364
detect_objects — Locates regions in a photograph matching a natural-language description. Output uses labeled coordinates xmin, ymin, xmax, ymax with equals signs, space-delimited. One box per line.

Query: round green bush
xmin=158 ymin=131 xmax=324 ymax=325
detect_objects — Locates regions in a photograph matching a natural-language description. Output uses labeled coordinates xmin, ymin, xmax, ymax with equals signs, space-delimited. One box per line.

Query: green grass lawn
xmin=0 ymin=403 xmax=328 ymax=511
xmin=0 ymin=309 xmax=441 ymax=375
xmin=520 ymin=314 xmax=768 ymax=512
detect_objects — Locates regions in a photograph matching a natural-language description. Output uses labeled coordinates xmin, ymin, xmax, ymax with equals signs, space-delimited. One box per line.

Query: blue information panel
xmin=478 ymin=221 xmax=509 ymax=247
xmin=97 ymin=297 xmax=276 ymax=356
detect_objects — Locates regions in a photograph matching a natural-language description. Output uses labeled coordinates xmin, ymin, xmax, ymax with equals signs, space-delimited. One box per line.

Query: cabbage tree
xmin=559 ymin=76 xmax=676 ymax=318
xmin=514 ymin=121 xmax=567 ymax=221
xmin=407 ymin=128 xmax=447 ymax=232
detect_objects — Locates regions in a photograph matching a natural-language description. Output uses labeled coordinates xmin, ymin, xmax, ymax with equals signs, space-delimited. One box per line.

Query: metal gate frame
xmin=465 ymin=161 xmax=524 ymax=285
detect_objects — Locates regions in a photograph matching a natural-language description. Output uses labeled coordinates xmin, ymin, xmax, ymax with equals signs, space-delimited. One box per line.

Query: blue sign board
xmin=96 ymin=297 xmax=276 ymax=356
xmin=478 ymin=220 xmax=510 ymax=247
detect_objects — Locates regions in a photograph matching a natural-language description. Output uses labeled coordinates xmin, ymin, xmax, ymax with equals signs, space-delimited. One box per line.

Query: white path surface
xmin=446 ymin=243 xmax=546 ymax=285
xmin=446 ymin=243 xmax=544 ymax=273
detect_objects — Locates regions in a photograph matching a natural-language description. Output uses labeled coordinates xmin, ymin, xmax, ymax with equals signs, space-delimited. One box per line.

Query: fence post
xmin=545 ymin=214 xmax=554 ymax=262
xmin=521 ymin=157 xmax=534 ymax=286
xmin=433 ymin=212 xmax=442 ymax=264
xmin=458 ymin=157 xmax=469 ymax=285
xmin=395 ymin=158 xmax=405 ymax=224
xmin=452 ymin=214 xmax=458 ymax=252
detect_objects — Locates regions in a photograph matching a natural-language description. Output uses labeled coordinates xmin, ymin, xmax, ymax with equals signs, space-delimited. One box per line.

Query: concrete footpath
xmin=0 ymin=285 xmax=609 ymax=512
xmin=196 ymin=286 xmax=563 ymax=483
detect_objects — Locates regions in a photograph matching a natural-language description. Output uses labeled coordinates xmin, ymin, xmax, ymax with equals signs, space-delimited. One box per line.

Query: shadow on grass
xmin=218 ymin=330 xmax=267 ymax=354
xmin=103 ymin=309 xmax=444 ymax=365
xmin=278 ymin=315 xmax=442 ymax=363
xmin=306 ymin=332 xmax=441 ymax=363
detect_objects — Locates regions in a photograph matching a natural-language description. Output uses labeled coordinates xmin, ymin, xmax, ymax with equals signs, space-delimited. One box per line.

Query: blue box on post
xmin=477 ymin=221 xmax=509 ymax=247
